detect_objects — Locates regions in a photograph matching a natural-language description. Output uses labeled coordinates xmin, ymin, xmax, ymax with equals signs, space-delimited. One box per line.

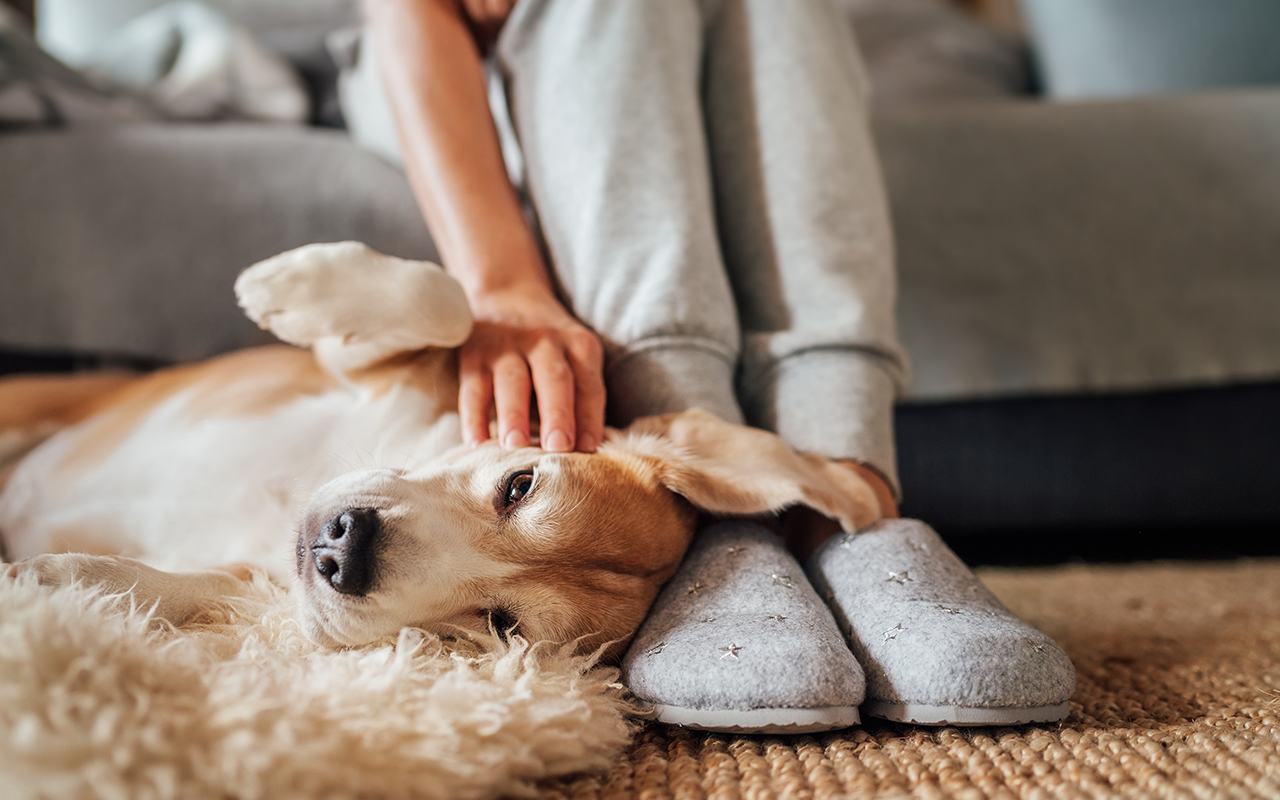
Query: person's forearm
xmin=364 ymin=0 xmax=606 ymax=455
xmin=364 ymin=0 xmax=551 ymax=300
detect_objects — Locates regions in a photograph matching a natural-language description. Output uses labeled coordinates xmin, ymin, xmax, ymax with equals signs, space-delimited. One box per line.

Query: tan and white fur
xmin=0 ymin=242 xmax=878 ymax=656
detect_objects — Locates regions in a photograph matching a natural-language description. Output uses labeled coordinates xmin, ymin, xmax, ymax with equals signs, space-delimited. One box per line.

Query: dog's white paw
xmin=235 ymin=241 xmax=473 ymax=353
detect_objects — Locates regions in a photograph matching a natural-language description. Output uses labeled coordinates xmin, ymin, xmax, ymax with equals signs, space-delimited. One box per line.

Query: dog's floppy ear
xmin=612 ymin=408 xmax=880 ymax=532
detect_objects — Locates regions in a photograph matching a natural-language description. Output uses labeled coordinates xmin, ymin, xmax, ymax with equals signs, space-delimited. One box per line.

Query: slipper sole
xmin=863 ymin=700 xmax=1070 ymax=726
xmin=650 ymin=703 xmax=861 ymax=734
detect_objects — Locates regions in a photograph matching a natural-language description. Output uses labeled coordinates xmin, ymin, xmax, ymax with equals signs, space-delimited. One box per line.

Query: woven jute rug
xmin=539 ymin=558 xmax=1280 ymax=799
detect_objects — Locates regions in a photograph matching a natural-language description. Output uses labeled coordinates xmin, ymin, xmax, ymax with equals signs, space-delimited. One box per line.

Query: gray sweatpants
xmin=348 ymin=0 xmax=909 ymax=493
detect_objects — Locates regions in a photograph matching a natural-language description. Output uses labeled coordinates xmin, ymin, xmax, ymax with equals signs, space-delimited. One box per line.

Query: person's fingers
xmin=528 ymin=343 xmax=576 ymax=452
xmin=458 ymin=0 xmax=513 ymax=41
xmin=458 ymin=355 xmax=494 ymax=447
xmin=571 ymin=375 xmax=605 ymax=453
xmin=492 ymin=352 xmax=532 ymax=448
xmin=459 ymin=0 xmax=485 ymax=24
xmin=485 ymin=0 xmax=512 ymax=24
xmin=565 ymin=333 xmax=605 ymax=453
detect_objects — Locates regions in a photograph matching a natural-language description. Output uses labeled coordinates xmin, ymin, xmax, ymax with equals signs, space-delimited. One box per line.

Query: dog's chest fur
xmin=0 ymin=361 xmax=462 ymax=578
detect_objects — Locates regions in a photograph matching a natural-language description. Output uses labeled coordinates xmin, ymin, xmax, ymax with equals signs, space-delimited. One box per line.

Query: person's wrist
xmin=453 ymin=258 xmax=556 ymax=310
xmin=444 ymin=226 xmax=552 ymax=300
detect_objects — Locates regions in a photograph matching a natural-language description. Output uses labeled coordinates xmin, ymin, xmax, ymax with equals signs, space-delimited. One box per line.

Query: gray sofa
xmin=3 ymin=1 xmax=1278 ymax=561
xmin=881 ymin=91 xmax=1280 ymax=553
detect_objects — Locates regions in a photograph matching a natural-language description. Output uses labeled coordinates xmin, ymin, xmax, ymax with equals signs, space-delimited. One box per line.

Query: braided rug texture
xmin=540 ymin=559 xmax=1280 ymax=799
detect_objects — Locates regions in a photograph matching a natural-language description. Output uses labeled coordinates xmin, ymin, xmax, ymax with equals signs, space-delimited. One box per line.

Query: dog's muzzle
xmin=308 ymin=508 xmax=379 ymax=596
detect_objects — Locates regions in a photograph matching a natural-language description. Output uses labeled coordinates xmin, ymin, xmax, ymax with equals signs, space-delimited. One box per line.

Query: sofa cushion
xmin=0 ymin=125 xmax=434 ymax=362
xmin=1020 ymin=0 xmax=1280 ymax=99
xmin=875 ymin=89 xmax=1280 ymax=401
xmin=840 ymin=0 xmax=1032 ymax=105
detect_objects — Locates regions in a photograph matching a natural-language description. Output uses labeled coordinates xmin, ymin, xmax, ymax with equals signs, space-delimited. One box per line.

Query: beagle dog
xmin=0 ymin=243 xmax=878 ymax=656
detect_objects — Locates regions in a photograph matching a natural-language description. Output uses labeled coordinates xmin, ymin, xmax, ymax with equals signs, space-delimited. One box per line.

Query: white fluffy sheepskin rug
xmin=0 ymin=574 xmax=637 ymax=800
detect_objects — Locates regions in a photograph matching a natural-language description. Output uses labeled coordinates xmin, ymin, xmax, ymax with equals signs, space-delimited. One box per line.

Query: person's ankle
xmin=783 ymin=461 xmax=897 ymax=561
xmin=782 ymin=506 xmax=841 ymax=562
xmin=841 ymin=461 xmax=898 ymax=520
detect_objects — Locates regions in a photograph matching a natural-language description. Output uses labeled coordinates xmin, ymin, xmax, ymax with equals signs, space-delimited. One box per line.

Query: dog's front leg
xmin=4 ymin=554 xmax=256 ymax=624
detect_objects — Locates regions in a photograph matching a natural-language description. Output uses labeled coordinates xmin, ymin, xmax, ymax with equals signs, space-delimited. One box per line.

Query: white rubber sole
xmin=862 ymin=700 xmax=1070 ymax=727
xmin=650 ymin=703 xmax=861 ymax=735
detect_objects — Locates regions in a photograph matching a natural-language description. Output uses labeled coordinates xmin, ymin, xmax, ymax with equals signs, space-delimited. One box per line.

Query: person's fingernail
xmin=503 ymin=431 xmax=527 ymax=449
xmin=578 ymin=433 xmax=596 ymax=453
xmin=544 ymin=430 xmax=571 ymax=452
xmin=467 ymin=438 xmax=481 ymax=449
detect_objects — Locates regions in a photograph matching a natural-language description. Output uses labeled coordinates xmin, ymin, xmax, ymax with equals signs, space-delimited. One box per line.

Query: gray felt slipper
xmin=806 ymin=519 xmax=1076 ymax=726
xmin=622 ymin=521 xmax=864 ymax=734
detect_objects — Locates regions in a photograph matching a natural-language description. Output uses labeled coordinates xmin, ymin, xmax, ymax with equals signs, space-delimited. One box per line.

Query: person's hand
xmin=457 ymin=0 xmax=519 ymax=51
xmin=459 ymin=280 xmax=606 ymax=453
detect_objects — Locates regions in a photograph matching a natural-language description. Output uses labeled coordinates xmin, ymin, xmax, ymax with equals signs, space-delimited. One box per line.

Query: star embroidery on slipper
xmin=883 ymin=624 xmax=905 ymax=642
xmin=938 ymin=605 xmax=962 ymax=615
xmin=1026 ymin=640 xmax=1047 ymax=654
xmin=687 ymin=581 xmax=704 ymax=595
xmin=726 ymin=546 xmax=747 ymax=557
xmin=700 ymin=616 xmax=717 ymax=624
xmin=645 ymin=642 xmax=667 ymax=658
xmin=766 ymin=614 xmax=787 ymax=622
xmin=886 ymin=571 xmax=914 ymax=585
xmin=907 ymin=541 xmax=926 ymax=552
xmin=719 ymin=643 xmax=742 ymax=659
xmin=839 ymin=534 xmax=859 ymax=549
xmin=771 ymin=574 xmax=797 ymax=588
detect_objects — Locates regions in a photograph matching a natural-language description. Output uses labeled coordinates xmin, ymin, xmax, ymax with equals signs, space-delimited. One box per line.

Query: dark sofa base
xmin=943 ymin=523 xmax=1280 ymax=568
xmin=898 ymin=382 xmax=1280 ymax=544
xmin=0 ymin=348 xmax=167 ymax=376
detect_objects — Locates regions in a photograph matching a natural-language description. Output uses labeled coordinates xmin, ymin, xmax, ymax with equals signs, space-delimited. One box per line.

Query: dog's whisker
xmin=321 ymin=450 xmax=356 ymax=472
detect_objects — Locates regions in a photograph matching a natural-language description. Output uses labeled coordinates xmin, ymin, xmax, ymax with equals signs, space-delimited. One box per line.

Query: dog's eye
xmin=487 ymin=608 xmax=520 ymax=640
xmin=500 ymin=469 xmax=535 ymax=509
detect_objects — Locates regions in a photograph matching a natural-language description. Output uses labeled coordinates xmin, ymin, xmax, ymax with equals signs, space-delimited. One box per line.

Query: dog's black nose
xmin=310 ymin=508 xmax=379 ymax=596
